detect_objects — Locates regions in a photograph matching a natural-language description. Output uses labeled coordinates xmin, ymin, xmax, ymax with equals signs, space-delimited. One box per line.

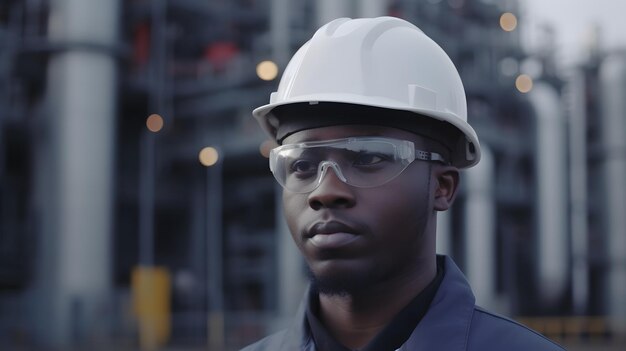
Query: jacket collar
xmin=280 ymin=255 xmax=475 ymax=351
xmin=399 ymin=255 xmax=475 ymax=351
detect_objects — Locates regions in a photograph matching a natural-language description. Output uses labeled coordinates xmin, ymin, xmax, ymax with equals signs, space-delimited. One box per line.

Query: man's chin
xmin=306 ymin=266 xmax=372 ymax=297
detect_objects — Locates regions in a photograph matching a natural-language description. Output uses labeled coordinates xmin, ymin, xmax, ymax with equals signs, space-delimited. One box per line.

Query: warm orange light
xmin=256 ymin=60 xmax=279 ymax=81
xmin=199 ymin=147 xmax=219 ymax=167
xmin=500 ymin=12 xmax=518 ymax=32
xmin=259 ymin=139 xmax=278 ymax=158
xmin=146 ymin=114 xmax=164 ymax=133
xmin=515 ymin=74 xmax=533 ymax=93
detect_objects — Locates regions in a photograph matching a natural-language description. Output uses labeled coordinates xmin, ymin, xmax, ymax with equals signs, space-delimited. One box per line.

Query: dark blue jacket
xmin=241 ymin=256 xmax=566 ymax=350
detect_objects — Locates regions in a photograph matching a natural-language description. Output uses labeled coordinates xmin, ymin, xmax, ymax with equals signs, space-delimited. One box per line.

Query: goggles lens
xmin=269 ymin=137 xmax=446 ymax=193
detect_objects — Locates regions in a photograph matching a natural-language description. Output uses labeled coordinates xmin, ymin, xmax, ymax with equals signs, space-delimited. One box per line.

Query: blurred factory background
xmin=0 ymin=0 xmax=625 ymax=350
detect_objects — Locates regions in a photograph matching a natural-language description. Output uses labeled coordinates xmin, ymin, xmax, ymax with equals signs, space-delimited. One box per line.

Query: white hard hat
xmin=253 ymin=16 xmax=480 ymax=168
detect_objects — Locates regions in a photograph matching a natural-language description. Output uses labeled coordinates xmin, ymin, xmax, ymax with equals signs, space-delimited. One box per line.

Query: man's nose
xmin=307 ymin=163 xmax=356 ymax=210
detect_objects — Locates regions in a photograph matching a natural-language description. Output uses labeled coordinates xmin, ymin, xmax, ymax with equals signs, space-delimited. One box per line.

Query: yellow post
xmin=132 ymin=266 xmax=171 ymax=350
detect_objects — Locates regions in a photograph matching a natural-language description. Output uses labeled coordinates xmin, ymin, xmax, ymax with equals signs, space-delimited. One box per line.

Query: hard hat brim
xmin=253 ymin=96 xmax=481 ymax=168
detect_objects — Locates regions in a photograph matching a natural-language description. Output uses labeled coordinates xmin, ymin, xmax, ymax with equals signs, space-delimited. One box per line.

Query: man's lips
xmin=305 ymin=221 xmax=361 ymax=249
xmin=306 ymin=220 xmax=359 ymax=237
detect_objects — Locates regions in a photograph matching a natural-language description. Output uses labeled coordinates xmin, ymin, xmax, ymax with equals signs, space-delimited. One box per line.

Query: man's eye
xmin=290 ymin=159 xmax=317 ymax=174
xmin=353 ymin=152 xmax=389 ymax=166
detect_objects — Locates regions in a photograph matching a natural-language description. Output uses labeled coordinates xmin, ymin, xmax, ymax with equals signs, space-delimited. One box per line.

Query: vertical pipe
xmin=464 ymin=145 xmax=497 ymax=310
xmin=39 ymin=0 xmax=119 ymax=346
xmin=566 ymin=68 xmax=589 ymax=315
xmin=190 ymin=176 xmax=206 ymax=294
xmin=269 ymin=2 xmax=303 ymax=329
xmin=317 ymin=0 xmax=352 ymax=27
xmin=359 ymin=0 xmax=387 ymax=18
xmin=138 ymin=132 xmax=155 ymax=267
xmin=149 ymin=0 xmax=167 ymax=114
xmin=138 ymin=0 xmax=167 ymax=272
xmin=207 ymin=155 xmax=224 ymax=350
xmin=599 ymin=54 xmax=626 ymax=326
xmin=529 ymin=82 xmax=568 ymax=305
xmin=275 ymin=184 xmax=307 ymax=331
xmin=271 ymin=0 xmax=290 ymax=66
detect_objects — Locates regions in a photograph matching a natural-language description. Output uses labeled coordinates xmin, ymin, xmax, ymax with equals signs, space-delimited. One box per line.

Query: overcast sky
xmin=522 ymin=0 xmax=626 ymax=66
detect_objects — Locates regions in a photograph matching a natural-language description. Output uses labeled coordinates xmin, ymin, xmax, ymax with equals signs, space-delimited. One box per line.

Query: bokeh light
xmin=500 ymin=12 xmax=518 ymax=32
xmin=259 ymin=139 xmax=278 ymax=158
xmin=256 ymin=60 xmax=279 ymax=81
xmin=515 ymin=74 xmax=533 ymax=93
xmin=199 ymin=147 xmax=219 ymax=167
xmin=146 ymin=114 xmax=164 ymax=133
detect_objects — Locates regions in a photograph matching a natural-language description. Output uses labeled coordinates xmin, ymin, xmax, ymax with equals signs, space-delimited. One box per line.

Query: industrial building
xmin=0 ymin=0 xmax=624 ymax=350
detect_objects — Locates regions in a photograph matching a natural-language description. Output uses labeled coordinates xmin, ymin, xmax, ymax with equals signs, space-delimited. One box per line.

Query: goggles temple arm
xmin=415 ymin=150 xmax=448 ymax=165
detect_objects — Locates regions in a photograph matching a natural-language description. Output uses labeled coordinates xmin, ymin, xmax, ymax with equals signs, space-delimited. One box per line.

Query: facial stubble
xmin=305 ymin=164 xmax=434 ymax=297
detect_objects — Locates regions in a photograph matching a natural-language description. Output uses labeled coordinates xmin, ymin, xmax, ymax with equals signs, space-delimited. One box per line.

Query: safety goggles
xmin=269 ymin=137 xmax=447 ymax=193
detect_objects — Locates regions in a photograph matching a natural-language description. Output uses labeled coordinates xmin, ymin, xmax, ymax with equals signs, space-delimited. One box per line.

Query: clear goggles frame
xmin=269 ymin=137 xmax=447 ymax=193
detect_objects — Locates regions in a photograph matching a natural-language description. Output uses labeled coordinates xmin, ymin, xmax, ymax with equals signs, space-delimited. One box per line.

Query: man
xmin=243 ymin=17 xmax=565 ymax=351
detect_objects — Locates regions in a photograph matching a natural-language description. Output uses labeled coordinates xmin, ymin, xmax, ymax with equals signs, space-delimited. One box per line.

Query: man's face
xmin=281 ymin=124 xmax=438 ymax=295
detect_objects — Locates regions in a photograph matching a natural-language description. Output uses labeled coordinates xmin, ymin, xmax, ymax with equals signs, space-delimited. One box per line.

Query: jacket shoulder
xmin=468 ymin=307 xmax=566 ymax=351
xmin=240 ymin=329 xmax=288 ymax=351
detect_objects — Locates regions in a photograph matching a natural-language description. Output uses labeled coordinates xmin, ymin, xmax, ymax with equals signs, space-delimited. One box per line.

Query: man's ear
xmin=433 ymin=166 xmax=459 ymax=211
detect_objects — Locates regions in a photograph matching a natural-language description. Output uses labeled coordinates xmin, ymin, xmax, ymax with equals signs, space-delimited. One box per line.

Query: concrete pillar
xmin=35 ymin=0 xmax=119 ymax=346
xmin=599 ymin=53 xmax=626 ymax=326
xmin=464 ymin=145 xmax=497 ymax=310
xmin=529 ymin=82 xmax=568 ymax=305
